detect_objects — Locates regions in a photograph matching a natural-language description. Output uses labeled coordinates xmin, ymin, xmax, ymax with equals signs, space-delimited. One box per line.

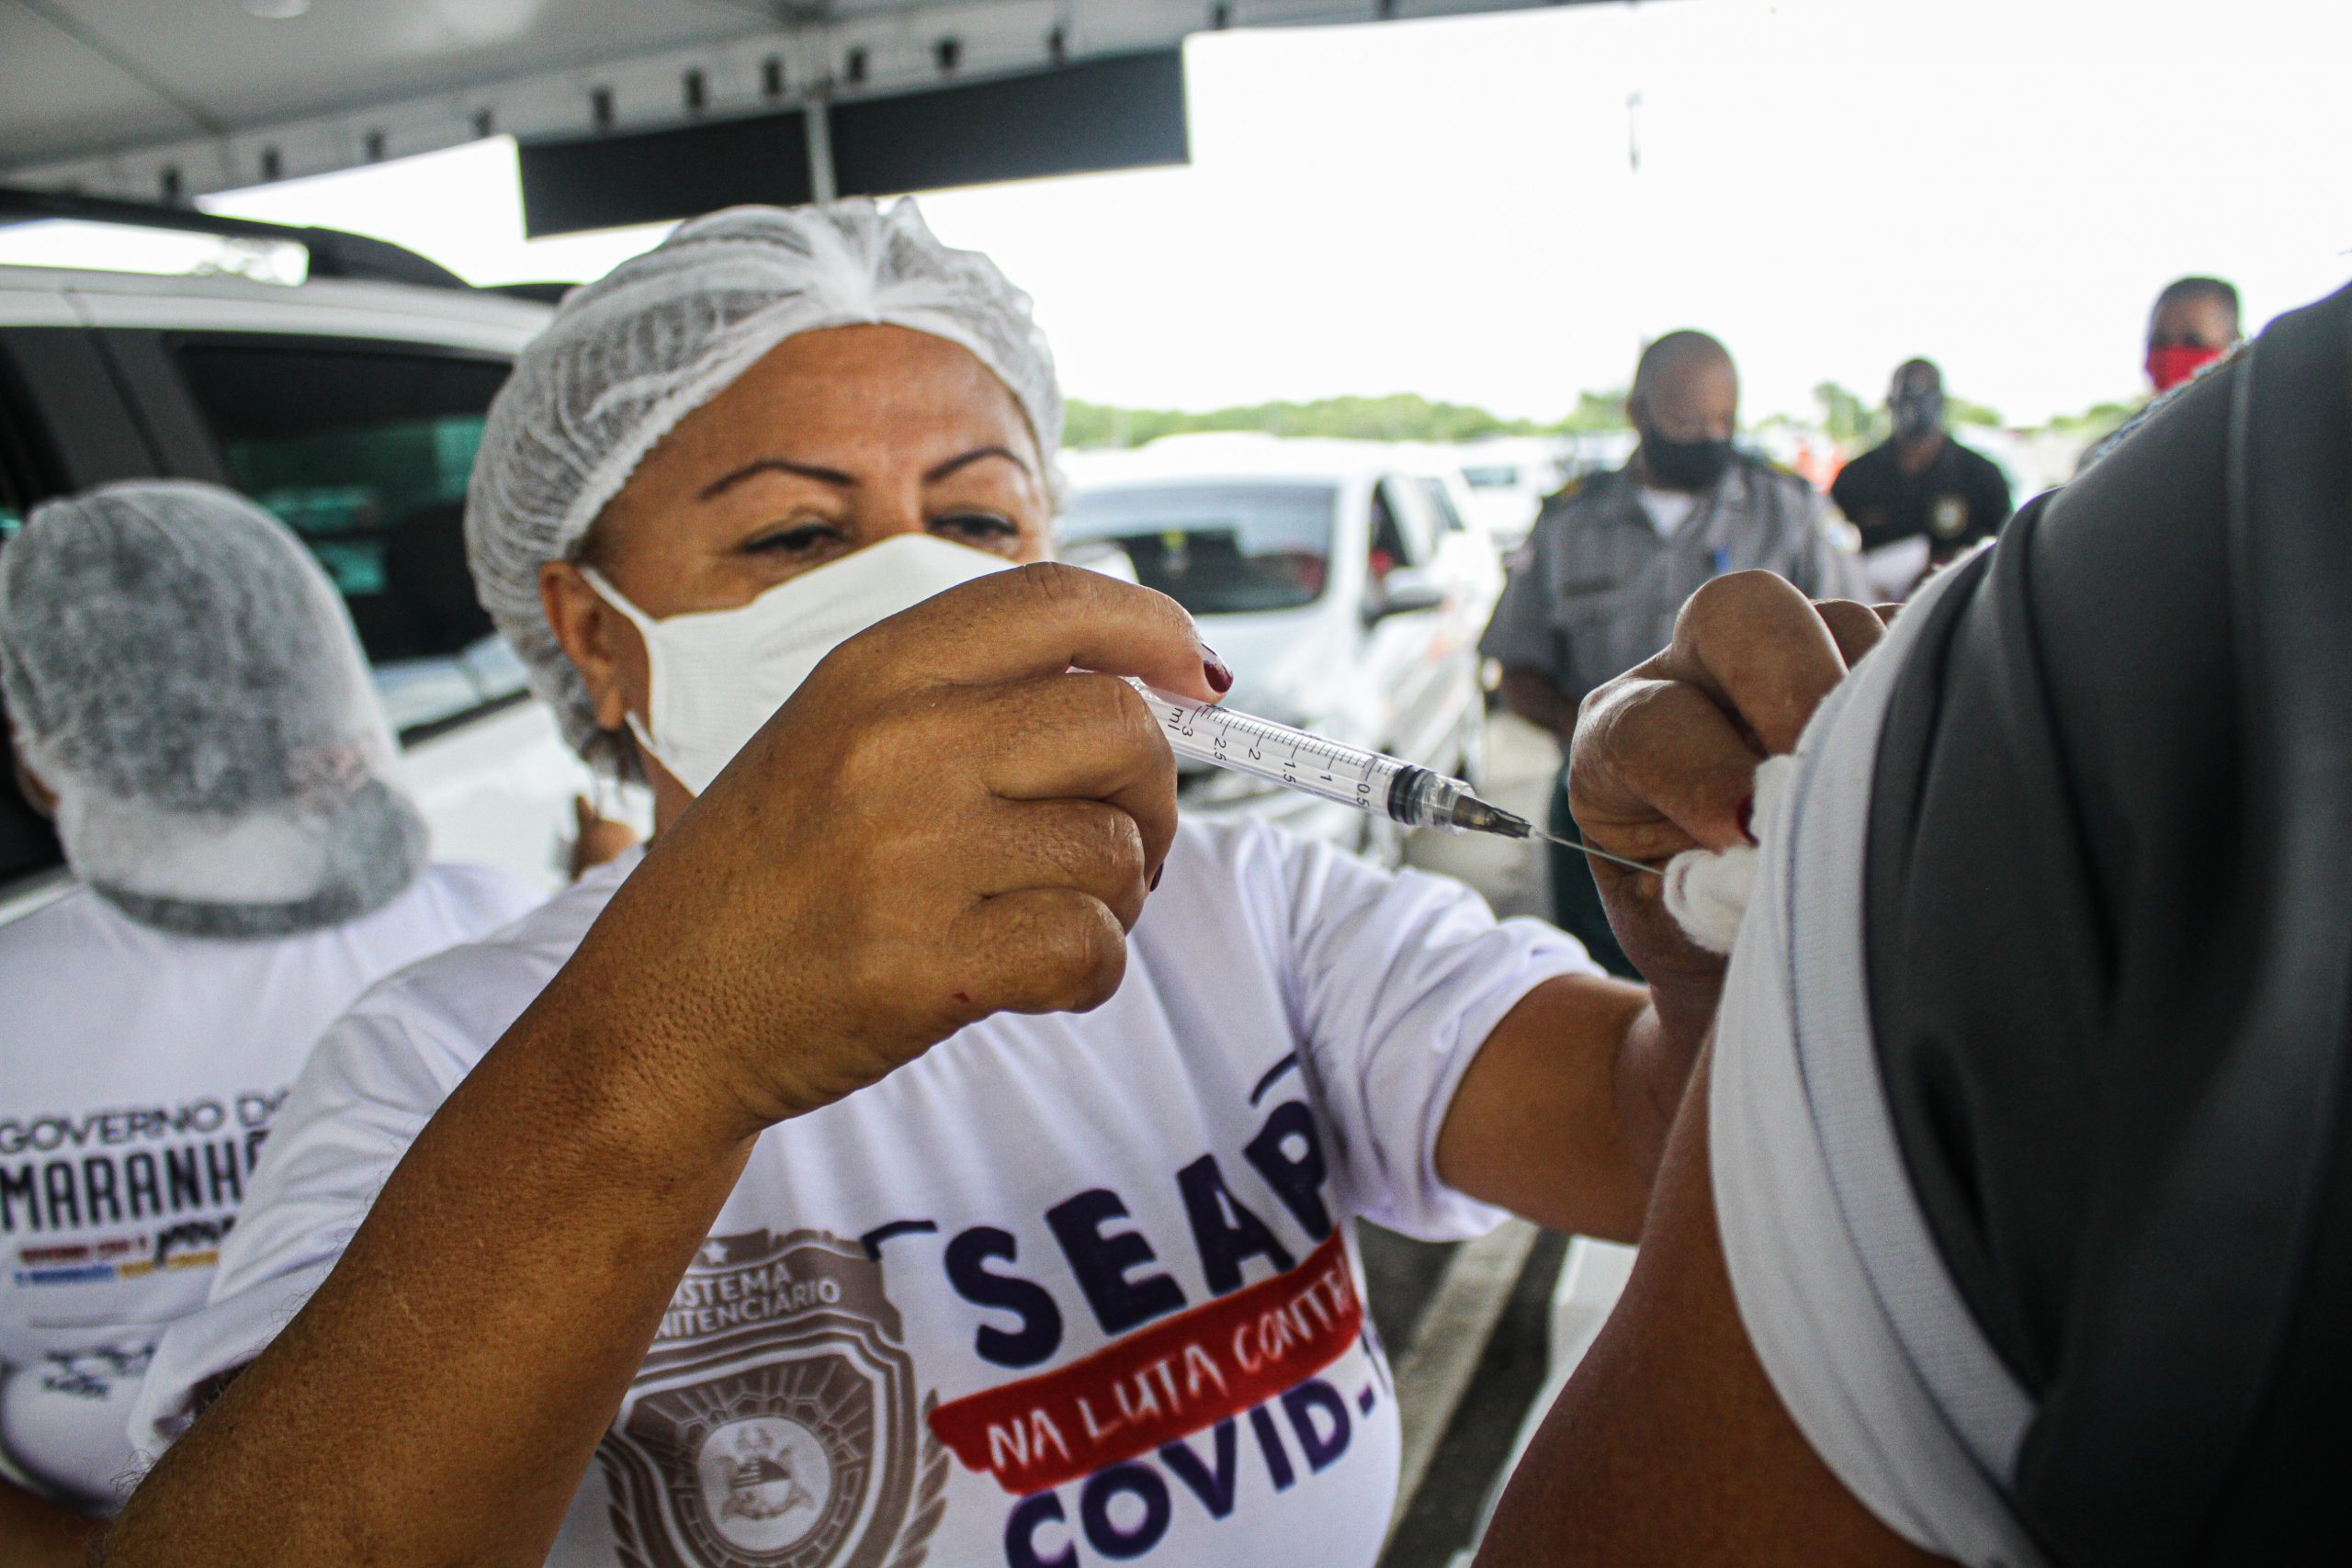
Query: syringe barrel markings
xmin=1136 ymin=685 xmax=1467 ymax=832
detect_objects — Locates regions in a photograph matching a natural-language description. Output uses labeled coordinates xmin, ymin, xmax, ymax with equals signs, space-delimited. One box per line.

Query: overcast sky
xmin=122 ymin=0 xmax=2352 ymax=424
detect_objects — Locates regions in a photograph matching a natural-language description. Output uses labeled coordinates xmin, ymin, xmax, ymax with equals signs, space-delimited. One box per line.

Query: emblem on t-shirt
xmin=599 ymin=1228 xmax=946 ymax=1568
xmin=1930 ymin=494 xmax=1969 ymax=537
xmin=38 ymin=1341 xmax=153 ymax=1401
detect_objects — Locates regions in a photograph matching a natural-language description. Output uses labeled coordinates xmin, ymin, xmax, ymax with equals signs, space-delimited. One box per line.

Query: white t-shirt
xmin=1635 ymin=487 xmax=1701 ymax=538
xmin=135 ymin=818 xmax=1592 ymax=1568
xmin=0 ymin=865 xmax=540 ymax=1513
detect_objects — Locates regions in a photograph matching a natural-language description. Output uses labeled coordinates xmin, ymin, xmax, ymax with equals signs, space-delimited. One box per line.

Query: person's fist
xmin=558 ymin=562 xmax=1226 ymax=1137
xmin=1568 ymin=571 xmax=1888 ymax=1015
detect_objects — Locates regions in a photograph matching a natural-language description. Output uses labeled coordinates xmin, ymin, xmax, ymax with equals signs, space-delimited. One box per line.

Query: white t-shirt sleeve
xmin=1708 ymin=560 xmax=2047 ymax=1568
xmin=125 ymin=991 xmax=471 ymax=1465
xmin=420 ymin=862 xmax=548 ymax=937
xmin=1233 ymin=818 xmax=1602 ymax=1241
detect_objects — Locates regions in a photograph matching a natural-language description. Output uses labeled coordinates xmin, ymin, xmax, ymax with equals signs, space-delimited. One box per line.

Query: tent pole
xmin=805 ymin=94 xmax=838 ymax=203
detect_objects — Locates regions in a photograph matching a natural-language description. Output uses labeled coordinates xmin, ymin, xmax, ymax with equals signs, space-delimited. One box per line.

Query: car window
xmin=1461 ymin=465 xmax=1519 ymax=490
xmin=1060 ymin=481 xmax=1336 ymax=615
xmin=172 ymin=338 xmax=527 ymax=736
xmin=0 ymin=351 xmax=64 ymax=886
xmin=1418 ymin=477 xmax=1471 ymax=533
xmin=1374 ymin=477 xmax=1439 ymax=569
xmin=0 ymin=349 xmax=37 ymax=540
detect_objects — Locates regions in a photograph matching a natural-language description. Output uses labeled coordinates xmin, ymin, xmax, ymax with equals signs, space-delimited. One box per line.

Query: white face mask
xmin=581 ymin=533 xmax=1014 ymax=795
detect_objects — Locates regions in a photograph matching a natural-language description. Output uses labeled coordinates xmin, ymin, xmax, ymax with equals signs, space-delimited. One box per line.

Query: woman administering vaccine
xmin=107 ymin=203 xmax=1736 ymax=1568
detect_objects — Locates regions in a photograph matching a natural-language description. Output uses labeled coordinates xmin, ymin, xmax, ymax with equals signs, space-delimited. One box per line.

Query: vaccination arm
xmin=1474 ymin=572 xmax=1939 ymax=1566
xmin=96 ymin=568 xmax=1228 ymax=1568
xmin=0 ymin=1476 xmax=103 ymax=1568
xmin=1475 ymin=1049 xmax=1949 ymax=1566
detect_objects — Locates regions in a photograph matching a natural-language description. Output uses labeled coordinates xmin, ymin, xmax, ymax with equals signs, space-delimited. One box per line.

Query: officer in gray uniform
xmin=1480 ymin=330 xmax=1863 ymax=973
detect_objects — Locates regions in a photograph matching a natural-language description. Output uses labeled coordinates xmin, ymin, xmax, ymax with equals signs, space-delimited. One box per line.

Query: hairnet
xmin=0 ymin=480 xmax=425 ymax=938
xmin=467 ymin=196 xmax=1064 ymax=769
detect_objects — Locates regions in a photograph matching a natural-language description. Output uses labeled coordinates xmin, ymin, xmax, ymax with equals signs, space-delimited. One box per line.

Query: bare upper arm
xmin=0 ymin=1474 xmax=103 ymax=1568
xmin=1435 ymin=972 xmax=1652 ymax=1241
xmin=1474 ymin=1044 xmax=1951 ymax=1568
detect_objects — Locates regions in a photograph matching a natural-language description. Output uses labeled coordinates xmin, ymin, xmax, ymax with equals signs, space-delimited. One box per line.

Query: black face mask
xmin=1641 ymin=431 xmax=1734 ymax=490
xmin=1891 ymin=390 xmax=1946 ymax=441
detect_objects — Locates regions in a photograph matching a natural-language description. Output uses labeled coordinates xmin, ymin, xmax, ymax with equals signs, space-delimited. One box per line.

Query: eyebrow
xmin=697 ymin=445 xmax=1032 ymax=502
xmin=922 ymin=446 xmax=1030 ymax=483
xmin=698 ymin=457 xmax=854 ymax=500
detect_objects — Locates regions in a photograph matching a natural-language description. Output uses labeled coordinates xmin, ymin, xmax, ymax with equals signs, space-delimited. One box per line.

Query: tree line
xmin=1061 ymin=390 xmax=1628 ymax=449
xmin=1064 ymin=386 xmax=2137 ymax=451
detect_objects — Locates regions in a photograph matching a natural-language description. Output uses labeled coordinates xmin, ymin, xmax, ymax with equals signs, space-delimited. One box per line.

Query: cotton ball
xmin=1662 ymin=753 xmax=1798 ymax=954
xmin=1663 ymin=842 xmax=1758 ymax=954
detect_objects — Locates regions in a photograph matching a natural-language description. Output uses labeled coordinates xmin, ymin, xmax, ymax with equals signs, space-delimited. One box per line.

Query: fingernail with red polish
xmin=1736 ymin=794 xmax=1757 ymax=845
xmin=1203 ymin=650 xmax=1234 ymax=693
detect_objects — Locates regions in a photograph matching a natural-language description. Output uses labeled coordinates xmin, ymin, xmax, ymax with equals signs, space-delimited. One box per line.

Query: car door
xmin=0 ymin=336 xmax=74 ymax=916
xmin=107 ymin=329 xmax=594 ymax=889
xmin=1362 ymin=474 xmax=1458 ymax=770
xmin=1412 ymin=471 xmax=1498 ymax=745
xmin=1418 ymin=471 xmax=1502 ymax=628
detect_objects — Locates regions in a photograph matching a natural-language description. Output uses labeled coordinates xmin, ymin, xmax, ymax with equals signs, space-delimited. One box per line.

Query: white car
xmin=1060 ymin=434 xmax=1499 ymax=864
xmin=0 ymin=197 xmax=594 ymax=923
xmin=1448 ymin=439 xmax=1561 ymax=554
xmin=1452 ymin=436 xmax=1569 ymax=555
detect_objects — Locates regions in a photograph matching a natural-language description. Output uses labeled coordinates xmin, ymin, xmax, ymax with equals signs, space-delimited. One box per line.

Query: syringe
xmin=1128 ymin=684 xmax=1568 ymax=844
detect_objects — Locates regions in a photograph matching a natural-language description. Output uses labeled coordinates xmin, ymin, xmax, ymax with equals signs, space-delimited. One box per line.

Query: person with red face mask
xmin=2078 ymin=276 xmax=2246 ymax=477
xmin=2145 ymin=275 xmax=2243 ymax=393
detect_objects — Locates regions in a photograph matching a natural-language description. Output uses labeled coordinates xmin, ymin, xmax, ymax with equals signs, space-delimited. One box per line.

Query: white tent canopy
xmin=2 ymin=0 xmax=1577 ymax=212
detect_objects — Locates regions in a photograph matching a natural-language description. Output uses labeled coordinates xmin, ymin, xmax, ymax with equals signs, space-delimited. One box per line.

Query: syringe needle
xmin=1440 ymin=790 xmax=1668 ymax=878
xmin=1531 ymin=829 xmax=1668 ymax=878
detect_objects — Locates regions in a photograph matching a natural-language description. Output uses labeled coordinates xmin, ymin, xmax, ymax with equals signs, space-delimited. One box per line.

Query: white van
xmin=0 ymin=197 xmax=590 ymax=922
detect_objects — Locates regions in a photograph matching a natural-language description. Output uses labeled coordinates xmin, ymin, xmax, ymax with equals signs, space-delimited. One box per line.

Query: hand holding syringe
xmin=1134 ymin=684 xmax=1662 ymax=874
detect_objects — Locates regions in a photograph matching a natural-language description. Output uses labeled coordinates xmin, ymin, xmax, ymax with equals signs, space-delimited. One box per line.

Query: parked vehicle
xmin=0 ymin=191 xmax=590 ymax=923
xmin=1060 ymin=434 xmax=1500 ymax=864
xmin=1451 ymin=436 xmax=1568 ymax=554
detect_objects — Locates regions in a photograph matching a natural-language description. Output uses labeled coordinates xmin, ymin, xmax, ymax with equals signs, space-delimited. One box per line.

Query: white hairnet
xmin=467 ymin=196 xmax=1064 ymax=769
xmin=0 ymin=480 xmax=425 ymax=938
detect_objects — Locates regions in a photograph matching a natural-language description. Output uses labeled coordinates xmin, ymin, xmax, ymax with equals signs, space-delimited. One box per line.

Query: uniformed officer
xmin=1480 ymin=329 xmax=1863 ymax=975
xmin=1830 ymin=357 xmax=2013 ymax=593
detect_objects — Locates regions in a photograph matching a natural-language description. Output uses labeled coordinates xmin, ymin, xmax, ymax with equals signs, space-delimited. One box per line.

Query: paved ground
xmin=1354 ymin=710 xmax=1592 ymax=1568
